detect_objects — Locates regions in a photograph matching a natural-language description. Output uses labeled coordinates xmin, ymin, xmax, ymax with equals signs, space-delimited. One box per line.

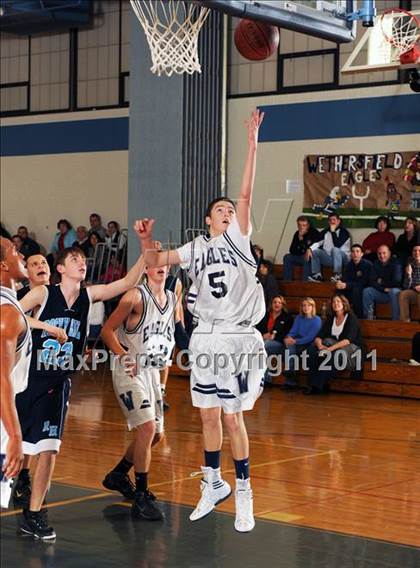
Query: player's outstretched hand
xmin=3 ymin=436 xmax=24 ymax=479
xmin=134 ymin=219 xmax=155 ymax=241
xmin=245 ymin=108 xmax=265 ymax=148
xmin=47 ymin=325 xmax=68 ymax=344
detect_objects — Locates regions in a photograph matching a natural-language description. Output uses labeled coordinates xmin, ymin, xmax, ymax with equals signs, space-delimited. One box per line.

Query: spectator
xmin=362 ymin=245 xmax=402 ymax=320
xmin=101 ymin=252 xmax=126 ymax=283
xmin=12 ymin=234 xmax=24 ymax=254
xmin=304 ymin=295 xmax=363 ymax=395
xmin=51 ymin=219 xmax=77 ymax=255
xmin=251 ymin=244 xmax=264 ymax=269
xmin=394 ymin=216 xmax=419 ymax=267
xmin=409 ymin=332 xmax=420 ymax=366
xmin=89 ymin=213 xmax=107 ymax=240
xmin=73 ymin=225 xmax=91 ymax=256
xmin=307 ymin=213 xmax=351 ymax=283
xmin=0 ymin=222 xmax=12 ymax=239
xmin=106 ymin=221 xmax=127 ymax=252
xmin=87 ymin=230 xmax=106 ymax=257
xmin=336 ymin=244 xmax=372 ymax=318
xmin=17 ymin=254 xmax=50 ymax=301
xmin=17 ymin=225 xmax=41 ymax=259
xmin=283 ymin=215 xmax=320 ymax=281
xmin=362 ymin=216 xmax=395 ymax=263
xmin=258 ymin=259 xmax=280 ymax=307
xmin=257 ymin=296 xmax=293 ymax=386
xmin=399 ymin=245 xmax=420 ymax=322
xmin=281 ymin=297 xmax=322 ymax=390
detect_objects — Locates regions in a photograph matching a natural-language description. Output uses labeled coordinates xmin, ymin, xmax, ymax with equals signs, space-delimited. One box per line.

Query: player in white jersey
xmin=136 ymin=109 xmax=266 ymax=532
xmin=101 ymin=263 xmax=183 ymax=521
xmin=0 ymin=237 xmax=32 ymax=509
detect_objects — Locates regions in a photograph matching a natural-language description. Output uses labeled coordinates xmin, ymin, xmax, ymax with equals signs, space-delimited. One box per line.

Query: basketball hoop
xmin=380 ymin=8 xmax=420 ymax=65
xmin=130 ymin=1 xmax=210 ymax=77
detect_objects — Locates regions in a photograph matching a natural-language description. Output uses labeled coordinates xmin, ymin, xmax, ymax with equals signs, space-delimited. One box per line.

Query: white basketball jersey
xmin=0 ymin=286 xmax=31 ymax=395
xmin=118 ymin=283 xmax=176 ymax=367
xmin=177 ymin=216 xmax=265 ymax=327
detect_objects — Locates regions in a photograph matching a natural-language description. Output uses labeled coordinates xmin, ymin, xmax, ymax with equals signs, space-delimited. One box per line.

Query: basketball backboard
xmin=342 ymin=9 xmax=420 ymax=74
xmin=198 ymin=0 xmax=358 ymax=43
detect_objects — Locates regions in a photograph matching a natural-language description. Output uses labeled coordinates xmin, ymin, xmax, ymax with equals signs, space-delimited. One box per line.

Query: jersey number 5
xmin=208 ymin=271 xmax=228 ymax=299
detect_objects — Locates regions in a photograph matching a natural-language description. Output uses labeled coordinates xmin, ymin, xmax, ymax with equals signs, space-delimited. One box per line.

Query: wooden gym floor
xmin=1 ymin=368 xmax=420 ymax=567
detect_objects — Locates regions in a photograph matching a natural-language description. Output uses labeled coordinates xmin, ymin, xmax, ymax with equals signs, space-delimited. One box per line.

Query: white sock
xmin=236 ymin=478 xmax=251 ymax=490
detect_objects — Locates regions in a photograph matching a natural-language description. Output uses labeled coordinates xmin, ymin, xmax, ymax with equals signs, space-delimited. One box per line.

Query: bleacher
xmin=276 ymin=265 xmax=419 ymax=398
xmin=171 ymin=264 xmax=420 ymax=400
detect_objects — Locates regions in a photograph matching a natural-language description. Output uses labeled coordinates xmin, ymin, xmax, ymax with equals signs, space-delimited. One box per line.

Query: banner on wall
xmin=303 ymin=151 xmax=420 ymax=228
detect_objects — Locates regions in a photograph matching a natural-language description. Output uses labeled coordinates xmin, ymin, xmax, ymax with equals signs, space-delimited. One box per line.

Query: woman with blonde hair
xmin=257 ymin=296 xmax=293 ymax=385
xmin=305 ymin=294 xmax=363 ymax=395
xmin=281 ymin=297 xmax=322 ymax=390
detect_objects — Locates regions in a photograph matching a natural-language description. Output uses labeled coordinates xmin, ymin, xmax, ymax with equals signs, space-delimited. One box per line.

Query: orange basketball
xmin=234 ymin=19 xmax=280 ymax=61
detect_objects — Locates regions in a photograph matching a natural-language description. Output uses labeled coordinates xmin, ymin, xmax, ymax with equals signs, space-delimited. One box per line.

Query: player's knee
xmin=137 ymin=419 xmax=156 ymax=441
xmin=223 ymin=413 xmax=241 ymax=434
xmin=200 ymin=408 xmax=221 ymax=428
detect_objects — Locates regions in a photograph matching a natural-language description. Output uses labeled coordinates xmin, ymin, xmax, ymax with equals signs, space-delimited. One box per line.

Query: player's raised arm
xmin=136 ymin=219 xmax=181 ymax=268
xmin=236 ymin=109 xmax=265 ymax=236
xmin=0 ymin=306 xmax=25 ymax=479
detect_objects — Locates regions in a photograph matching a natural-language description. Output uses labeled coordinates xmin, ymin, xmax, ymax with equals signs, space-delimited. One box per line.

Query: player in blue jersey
xmin=16 ymin=222 xmax=146 ymax=540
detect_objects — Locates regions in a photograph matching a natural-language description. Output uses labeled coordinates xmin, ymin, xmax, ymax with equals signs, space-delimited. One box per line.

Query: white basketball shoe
xmin=189 ymin=466 xmax=231 ymax=521
xmin=234 ymin=478 xmax=255 ymax=533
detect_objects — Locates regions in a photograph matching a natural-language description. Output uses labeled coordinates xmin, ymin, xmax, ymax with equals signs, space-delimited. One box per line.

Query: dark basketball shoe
xmin=132 ymin=490 xmax=164 ymax=521
xmin=20 ymin=509 xmax=56 ymax=540
xmin=13 ymin=475 xmax=32 ymax=506
xmin=102 ymin=471 xmax=136 ymax=499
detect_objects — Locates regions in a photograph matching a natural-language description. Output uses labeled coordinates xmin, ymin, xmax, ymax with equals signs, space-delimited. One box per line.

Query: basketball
xmin=234 ymin=19 xmax=280 ymax=61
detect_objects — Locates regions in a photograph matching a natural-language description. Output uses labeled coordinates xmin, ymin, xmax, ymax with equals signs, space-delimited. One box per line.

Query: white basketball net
xmin=381 ymin=9 xmax=420 ymax=56
xmin=130 ymin=1 xmax=210 ymax=76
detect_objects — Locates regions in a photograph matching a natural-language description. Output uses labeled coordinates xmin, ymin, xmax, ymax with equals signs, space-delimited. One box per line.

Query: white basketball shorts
xmin=112 ymin=365 xmax=164 ymax=433
xmin=189 ymin=325 xmax=266 ymax=413
xmin=0 ymin=420 xmax=14 ymax=509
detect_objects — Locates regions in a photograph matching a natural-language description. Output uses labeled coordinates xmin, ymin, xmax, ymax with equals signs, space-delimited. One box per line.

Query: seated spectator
xmin=106 ymin=221 xmax=127 ymax=252
xmin=281 ymin=297 xmax=322 ymax=390
xmin=17 ymin=226 xmax=41 ymax=259
xmin=74 ymin=225 xmax=90 ymax=256
xmin=304 ymin=295 xmax=363 ymax=395
xmin=399 ymin=245 xmax=420 ymax=322
xmin=257 ymin=296 xmax=293 ymax=385
xmin=336 ymin=244 xmax=372 ymax=318
xmin=307 ymin=213 xmax=351 ymax=283
xmin=258 ymin=259 xmax=280 ymax=307
xmin=51 ymin=219 xmax=77 ymax=255
xmin=88 ymin=213 xmax=107 ymax=240
xmin=17 ymin=254 xmax=50 ymax=301
xmin=283 ymin=215 xmax=320 ymax=281
xmin=394 ymin=216 xmax=419 ymax=267
xmin=409 ymin=332 xmax=420 ymax=366
xmin=362 ymin=245 xmax=402 ymax=320
xmin=12 ymin=234 xmax=24 ymax=255
xmin=87 ymin=231 xmax=108 ymax=281
xmin=251 ymin=244 xmax=264 ymax=269
xmin=362 ymin=216 xmax=395 ymax=263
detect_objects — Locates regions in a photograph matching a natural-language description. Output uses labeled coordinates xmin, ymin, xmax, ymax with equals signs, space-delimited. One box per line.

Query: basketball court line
xmin=0 ymin=492 xmax=111 ymax=518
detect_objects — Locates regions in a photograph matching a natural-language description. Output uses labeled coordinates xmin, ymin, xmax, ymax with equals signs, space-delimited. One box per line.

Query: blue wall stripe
xmin=1 ymin=94 xmax=418 ymax=157
xmin=258 ymin=94 xmax=420 ymax=142
xmin=1 ymin=117 xmax=129 ymax=156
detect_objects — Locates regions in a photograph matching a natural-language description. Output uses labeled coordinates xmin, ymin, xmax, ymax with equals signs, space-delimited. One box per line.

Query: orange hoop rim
xmin=380 ymin=7 xmax=420 ymax=53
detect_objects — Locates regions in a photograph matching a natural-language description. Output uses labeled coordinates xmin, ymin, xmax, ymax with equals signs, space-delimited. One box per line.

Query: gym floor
xmin=1 ymin=370 xmax=420 ymax=567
